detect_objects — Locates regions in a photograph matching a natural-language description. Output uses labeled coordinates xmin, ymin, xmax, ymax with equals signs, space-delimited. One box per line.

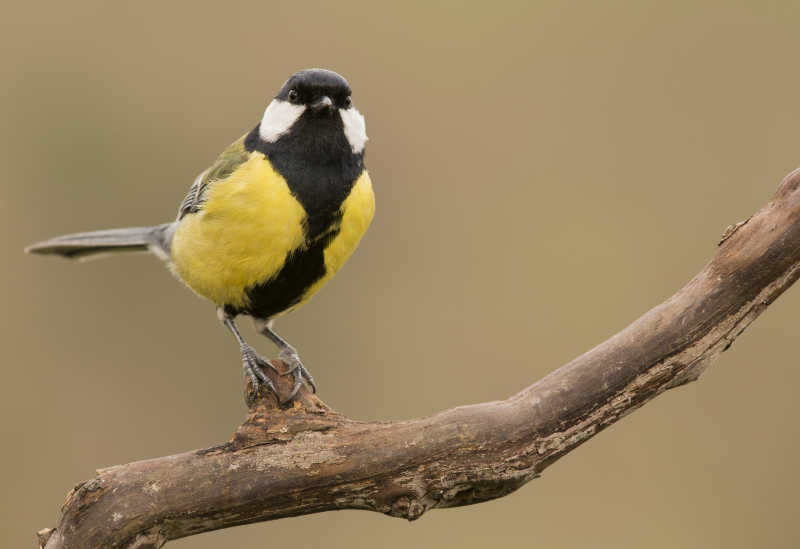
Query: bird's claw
xmin=241 ymin=345 xmax=279 ymax=396
xmin=278 ymin=349 xmax=317 ymax=399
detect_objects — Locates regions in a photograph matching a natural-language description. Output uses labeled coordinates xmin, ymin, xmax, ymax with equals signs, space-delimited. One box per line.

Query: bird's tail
xmin=25 ymin=223 xmax=174 ymax=261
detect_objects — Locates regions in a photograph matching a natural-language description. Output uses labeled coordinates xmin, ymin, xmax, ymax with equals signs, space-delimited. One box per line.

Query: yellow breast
xmin=170 ymin=154 xmax=307 ymax=309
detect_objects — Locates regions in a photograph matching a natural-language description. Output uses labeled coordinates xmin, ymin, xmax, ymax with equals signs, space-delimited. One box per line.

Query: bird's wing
xmin=177 ymin=134 xmax=251 ymax=220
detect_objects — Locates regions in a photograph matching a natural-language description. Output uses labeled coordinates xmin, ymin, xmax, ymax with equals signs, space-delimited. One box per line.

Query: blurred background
xmin=3 ymin=1 xmax=799 ymax=548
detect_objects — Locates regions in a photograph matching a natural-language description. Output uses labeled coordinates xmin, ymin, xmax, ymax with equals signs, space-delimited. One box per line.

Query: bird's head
xmin=258 ymin=68 xmax=367 ymax=154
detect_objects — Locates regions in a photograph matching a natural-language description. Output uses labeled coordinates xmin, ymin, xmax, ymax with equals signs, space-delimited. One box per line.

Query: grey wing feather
xmin=177 ymin=170 xmax=210 ymax=220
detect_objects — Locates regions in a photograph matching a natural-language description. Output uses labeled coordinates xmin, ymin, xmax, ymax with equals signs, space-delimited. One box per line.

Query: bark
xmin=40 ymin=168 xmax=800 ymax=549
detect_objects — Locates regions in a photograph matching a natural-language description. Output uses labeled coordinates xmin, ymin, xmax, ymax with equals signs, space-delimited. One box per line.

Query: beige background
xmin=3 ymin=2 xmax=799 ymax=548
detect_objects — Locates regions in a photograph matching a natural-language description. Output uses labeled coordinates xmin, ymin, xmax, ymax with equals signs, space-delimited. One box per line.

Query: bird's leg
xmin=219 ymin=309 xmax=279 ymax=397
xmin=254 ymin=319 xmax=317 ymax=399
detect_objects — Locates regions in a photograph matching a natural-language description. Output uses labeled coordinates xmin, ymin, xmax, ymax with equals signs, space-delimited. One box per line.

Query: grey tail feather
xmin=25 ymin=223 xmax=175 ymax=260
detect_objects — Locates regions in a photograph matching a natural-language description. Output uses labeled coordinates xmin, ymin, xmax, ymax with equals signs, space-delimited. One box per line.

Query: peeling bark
xmin=41 ymin=168 xmax=800 ymax=549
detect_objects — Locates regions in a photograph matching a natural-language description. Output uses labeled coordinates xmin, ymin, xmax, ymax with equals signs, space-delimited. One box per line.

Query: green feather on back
xmin=177 ymin=135 xmax=251 ymax=219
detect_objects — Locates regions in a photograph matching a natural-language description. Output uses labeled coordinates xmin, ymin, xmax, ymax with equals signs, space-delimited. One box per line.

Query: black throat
xmin=244 ymin=111 xmax=364 ymax=240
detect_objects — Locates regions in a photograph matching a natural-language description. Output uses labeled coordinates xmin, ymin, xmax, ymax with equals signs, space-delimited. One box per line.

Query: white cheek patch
xmin=340 ymin=107 xmax=368 ymax=154
xmin=259 ymin=99 xmax=305 ymax=142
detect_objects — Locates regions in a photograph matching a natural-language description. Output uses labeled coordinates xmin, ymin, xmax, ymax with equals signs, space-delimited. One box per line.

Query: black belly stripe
xmin=234 ymin=112 xmax=364 ymax=319
xmin=230 ymin=220 xmax=342 ymax=319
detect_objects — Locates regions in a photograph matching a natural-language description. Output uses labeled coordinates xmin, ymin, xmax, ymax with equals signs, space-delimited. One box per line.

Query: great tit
xmin=26 ymin=68 xmax=375 ymax=401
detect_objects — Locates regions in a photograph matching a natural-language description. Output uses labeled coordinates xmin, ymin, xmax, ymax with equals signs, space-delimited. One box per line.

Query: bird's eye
xmin=343 ymin=96 xmax=352 ymax=108
xmin=287 ymin=89 xmax=298 ymax=102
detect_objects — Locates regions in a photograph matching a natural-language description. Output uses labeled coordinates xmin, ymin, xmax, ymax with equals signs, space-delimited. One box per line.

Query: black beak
xmin=310 ymin=96 xmax=334 ymax=113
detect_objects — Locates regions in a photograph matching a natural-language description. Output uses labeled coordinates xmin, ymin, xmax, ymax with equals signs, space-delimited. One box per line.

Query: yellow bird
xmin=26 ymin=68 xmax=375 ymax=401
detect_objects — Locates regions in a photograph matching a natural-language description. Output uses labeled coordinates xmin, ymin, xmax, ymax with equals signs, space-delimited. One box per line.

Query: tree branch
xmin=40 ymin=168 xmax=800 ymax=549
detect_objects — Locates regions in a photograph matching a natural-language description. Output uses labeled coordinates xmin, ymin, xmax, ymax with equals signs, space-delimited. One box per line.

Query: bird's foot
xmin=278 ymin=348 xmax=317 ymax=400
xmin=241 ymin=344 xmax=279 ymax=397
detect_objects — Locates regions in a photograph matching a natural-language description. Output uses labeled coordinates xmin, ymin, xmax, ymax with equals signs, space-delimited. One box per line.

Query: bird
xmin=25 ymin=68 xmax=375 ymax=401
